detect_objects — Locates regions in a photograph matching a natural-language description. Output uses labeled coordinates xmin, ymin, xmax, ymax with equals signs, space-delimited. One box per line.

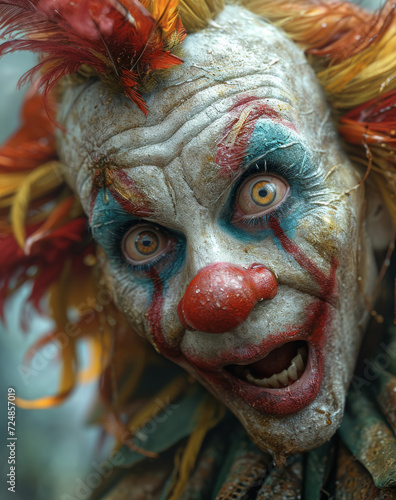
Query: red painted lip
xmin=220 ymin=340 xmax=322 ymax=415
xmin=184 ymin=298 xmax=330 ymax=416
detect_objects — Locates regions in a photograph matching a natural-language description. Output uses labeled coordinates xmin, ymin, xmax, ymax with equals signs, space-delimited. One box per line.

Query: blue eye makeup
xmin=90 ymin=191 xmax=186 ymax=282
xmin=219 ymin=119 xmax=326 ymax=241
xmin=89 ymin=120 xmax=324 ymax=283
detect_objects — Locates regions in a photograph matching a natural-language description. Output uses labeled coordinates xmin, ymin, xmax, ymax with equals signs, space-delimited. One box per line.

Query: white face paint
xmin=57 ymin=5 xmax=387 ymax=462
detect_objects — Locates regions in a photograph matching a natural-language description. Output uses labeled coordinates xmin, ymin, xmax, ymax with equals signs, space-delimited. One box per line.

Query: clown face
xmin=57 ymin=5 xmax=390 ymax=462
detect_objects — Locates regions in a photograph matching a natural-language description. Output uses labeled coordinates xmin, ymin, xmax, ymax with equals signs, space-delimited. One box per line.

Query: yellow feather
xmin=67 ymin=267 xmax=98 ymax=313
xmin=16 ymin=264 xmax=78 ymax=410
xmin=59 ymin=339 xmax=78 ymax=393
xmin=48 ymin=261 xmax=79 ymax=396
xmin=48 ymin=259 xmax=71 ymax=327
xmin=15 ymin=389 xmax=74 ymax=409
xmin=145 ymin=0 xmax=180 ymax=35
xmin=0 ymin=172 xmax=27 ymax=198
xmin=318 ymin=22 xmax=396 ymax=109
xmin=10 ymin=162 xmax=62 ymax=249
xmin=166 ymin=394 xmax=226 ymax=500
xmin=178 ymin=0 xmax=225 ymax=32
xmin=78 ymin=332 xmax=112 ymax=383
xmin=104 ymin=341 xmax=147 ymax=409
xmin=112 ymin=375 xmax=189 ymax=453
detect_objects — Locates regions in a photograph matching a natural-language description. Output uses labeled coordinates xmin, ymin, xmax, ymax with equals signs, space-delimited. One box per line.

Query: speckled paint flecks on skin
xmin=177 ymin=262 xmax=277 ymax=333
xmin=57 ymin=5 xmax=390 ymax=463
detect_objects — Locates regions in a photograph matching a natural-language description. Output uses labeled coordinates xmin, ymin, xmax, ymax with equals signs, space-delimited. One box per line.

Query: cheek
xmin=298 ymin=208 xmax=357 ymax=261
xmin=100 ymin=255 xmax=185 ymax=358
xmin=143 ymin=269 xmax=183 ymax=357
xmin=296 ymin=203 xmax=377 ymax=373
xmin=98 ymin=252 xmax=153 ymax=337
xmin=111 ymin=278 xmax=149 ymax=335
xmin=298 ymin=200 xmax=377 ymax=294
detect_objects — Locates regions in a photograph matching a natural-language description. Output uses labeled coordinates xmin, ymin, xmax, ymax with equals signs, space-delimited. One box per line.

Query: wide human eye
xmin=218 ymin=123 xmax=321 ymax=237
xmin=90 ymin=190 xmax=187 ymax=278
xmin=122 ymin=224 xmax=171 ymax=265
xmin=236 ymin=174 xmax=290 ymax=218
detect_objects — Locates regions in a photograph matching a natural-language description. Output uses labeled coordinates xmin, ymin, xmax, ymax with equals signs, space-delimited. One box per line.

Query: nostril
xmin=177 ymin=262 xmax=277 ymax=334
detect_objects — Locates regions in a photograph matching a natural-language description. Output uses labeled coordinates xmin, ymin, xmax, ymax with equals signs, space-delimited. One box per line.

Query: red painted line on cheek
xmin=188 ymin=293 xmax=332 ymax=415
xmin=145 ymin=212 xmax=339 ymax=415
xmin=269 ymin=216 xmax=338 ymax=297
xmin=146 ymin=269 xmax=181 ymax=359
xmin=184 ymin=218 xmax=339 ymax=414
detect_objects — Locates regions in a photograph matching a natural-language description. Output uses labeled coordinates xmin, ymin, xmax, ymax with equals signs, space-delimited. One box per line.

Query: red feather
xmin=0 ymin=86 xmax=56 ymax=172
xmin=339 ymin=89 xmax=396 ymax=146
xmin=0 ymin=217 xmax=90 ymax=319
xmin=306 ymin=1 xmax=396 ymax=63
xmin=0 ymin=0 xmax=186 ymax=113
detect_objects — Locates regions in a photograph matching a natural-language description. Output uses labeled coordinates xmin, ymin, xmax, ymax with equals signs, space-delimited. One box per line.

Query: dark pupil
xmin=135 ymin=231 xmax=158 ymax=255
xmin=141 ymin=236 xmax=152 ymax=247
xmin=258 ymin=188 xmax=268 ymax=198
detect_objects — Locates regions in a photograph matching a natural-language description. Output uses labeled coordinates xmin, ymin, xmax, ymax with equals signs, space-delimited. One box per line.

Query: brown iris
xmin=135 ymin=231 xmax=159 ymax=255
xmin=251 ymin=180 xmax=276 ymax=206
xmin=122 ymin=225 xmax=168 ymax=264
xmin=237 ymin=174 xmax=289 ymax=216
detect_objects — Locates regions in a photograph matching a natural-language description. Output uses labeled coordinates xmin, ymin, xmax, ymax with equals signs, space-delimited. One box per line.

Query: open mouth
xmin=213 ymin=337 xmax=324 ymax=416
xmin=183 ymin=300 xmax=330 ymax=416
xmin=227 ymin=340 xmax=308 ymax=389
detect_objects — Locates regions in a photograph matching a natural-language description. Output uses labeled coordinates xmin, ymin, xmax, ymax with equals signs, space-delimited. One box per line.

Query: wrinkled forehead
xmin=58 ymin=5 xmax=339 ymax=212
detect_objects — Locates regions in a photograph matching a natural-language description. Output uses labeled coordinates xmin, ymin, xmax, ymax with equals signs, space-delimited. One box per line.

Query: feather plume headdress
xmin=0 ymin=0 xmax=396 ymax=485
xmin=0 ymin=0 xmax=186 ymax=112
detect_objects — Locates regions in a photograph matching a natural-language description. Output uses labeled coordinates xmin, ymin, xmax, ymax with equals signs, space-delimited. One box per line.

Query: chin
xmin=240 ymin=378 xmax=345 ymax=465
xmin=179 ymin=307 xmax=359 ymax=464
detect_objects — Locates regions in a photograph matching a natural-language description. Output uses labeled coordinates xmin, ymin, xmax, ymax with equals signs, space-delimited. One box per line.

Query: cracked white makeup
xmin=57 ymin=5 xmax=390 ymax=463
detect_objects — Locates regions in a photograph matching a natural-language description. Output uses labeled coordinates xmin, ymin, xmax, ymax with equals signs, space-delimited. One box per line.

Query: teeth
xmin=267 ymin=374 xmax=281 ymax=388
xmin=288 ymin=363 xmax=299 ymax=381
xmin=277 ymin=369 xmax=289 ymax=386
xmin=241 ymin=345 xmax=308 ymax=389
xmin=294 ymin=353 xmax=305 ymax=372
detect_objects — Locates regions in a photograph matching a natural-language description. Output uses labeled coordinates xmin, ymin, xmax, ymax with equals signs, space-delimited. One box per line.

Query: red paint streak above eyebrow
xmin=108 ymin=169 xmax=153 ymax=217
xmin=216 ymin=96 xmax=297 ymax=179
xmin=89 ymin=160 xmax=153 ymax=220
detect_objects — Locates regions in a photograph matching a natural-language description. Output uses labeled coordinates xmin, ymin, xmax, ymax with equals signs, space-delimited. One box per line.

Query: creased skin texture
xmin=57 ymin=5 xmax=383 ymax=463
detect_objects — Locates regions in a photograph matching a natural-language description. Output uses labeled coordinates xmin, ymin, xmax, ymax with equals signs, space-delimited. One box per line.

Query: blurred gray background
xmin=0 ymin=53 xmax=103 ymax=500
xmin=0 ymin=1 xmax=386 ymax=499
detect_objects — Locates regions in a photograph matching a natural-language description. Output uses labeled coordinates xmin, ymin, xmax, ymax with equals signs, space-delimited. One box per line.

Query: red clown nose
xmin=177 ymin=263 xmax=277 ymax=333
